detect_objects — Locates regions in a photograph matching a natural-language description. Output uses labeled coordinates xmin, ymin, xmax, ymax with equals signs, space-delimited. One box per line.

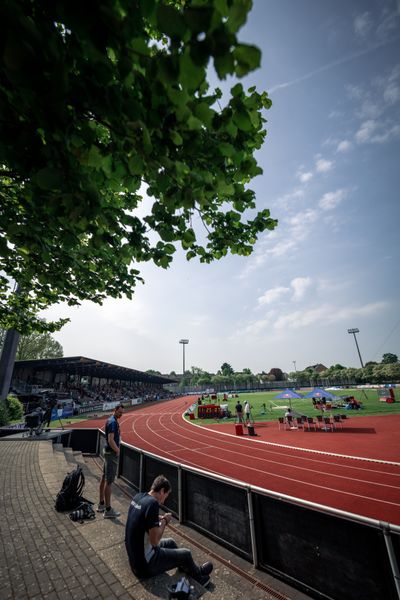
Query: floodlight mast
xmin=179 ymin=339 xmax=189 ymax=376
xmin=347 ymin=328 xmax=364 ymax=368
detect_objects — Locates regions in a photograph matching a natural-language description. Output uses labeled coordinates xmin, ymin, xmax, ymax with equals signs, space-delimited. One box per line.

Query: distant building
xmin=306 ymin=363 xmax=328 ymax=373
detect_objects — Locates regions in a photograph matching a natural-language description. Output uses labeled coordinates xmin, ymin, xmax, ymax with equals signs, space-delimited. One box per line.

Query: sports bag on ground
xmin=69 ymin=502 xmax=96 ymax=523
xmin=55 ymin=465 xmax=92 ymax=512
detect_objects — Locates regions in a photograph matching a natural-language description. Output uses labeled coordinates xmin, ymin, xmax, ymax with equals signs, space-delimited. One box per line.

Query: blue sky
xmin=44 ymin=0 xmax=400 ymax=375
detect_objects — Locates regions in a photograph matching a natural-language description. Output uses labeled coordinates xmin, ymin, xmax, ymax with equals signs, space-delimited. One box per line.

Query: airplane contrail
xmin=269 ymin=35 xmax=400 ymax=94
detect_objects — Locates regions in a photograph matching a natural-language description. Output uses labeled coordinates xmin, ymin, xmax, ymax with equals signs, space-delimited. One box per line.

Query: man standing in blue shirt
xmin=125 ymin=475 xmax=213 ymax=586
xmin=97 ymin=403 xmax=123 ymax=518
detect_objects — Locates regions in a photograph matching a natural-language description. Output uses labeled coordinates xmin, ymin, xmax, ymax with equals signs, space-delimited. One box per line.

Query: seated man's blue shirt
xmin=125 ymin=492 xmax=160 ymax=577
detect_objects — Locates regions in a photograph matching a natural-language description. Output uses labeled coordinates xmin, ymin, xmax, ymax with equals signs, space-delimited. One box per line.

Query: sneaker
xmin=103 ymin=507 xmax=120 ymax=519
xmin=96 ymin=502 xmax=106 ymax=513
xmin=200 ymin=562 xmax=213 ymax=576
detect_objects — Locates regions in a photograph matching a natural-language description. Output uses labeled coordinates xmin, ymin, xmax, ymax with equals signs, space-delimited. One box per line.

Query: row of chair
xmin=278 ymin=414 xmax=347 ymax=432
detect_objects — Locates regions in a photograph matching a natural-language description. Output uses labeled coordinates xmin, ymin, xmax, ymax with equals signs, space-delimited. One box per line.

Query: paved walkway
xmin=0 ymin=438 xmax=311 ymax=600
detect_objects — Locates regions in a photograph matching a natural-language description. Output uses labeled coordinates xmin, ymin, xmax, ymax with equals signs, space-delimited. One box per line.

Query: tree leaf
xmin=233 ymin=43 xmax=261 ymax=76
xmin=232 ymin=109 xmax=252 ymax=131
xmin=157 ymin=4 xmax=186 ymax=39
xmin=180 ymin=51 xmax=205 ymax=91
xmin=35 ymin=168 xmax=62 ymax=190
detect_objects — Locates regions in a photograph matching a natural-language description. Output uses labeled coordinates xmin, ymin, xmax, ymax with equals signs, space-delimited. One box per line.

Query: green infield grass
xmin=185 ymin=388 xmax=400 ymax=425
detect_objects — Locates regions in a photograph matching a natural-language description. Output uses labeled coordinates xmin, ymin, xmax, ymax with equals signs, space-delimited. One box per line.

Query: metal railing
xmin=119 ymin=441 xmax=400 ymax=600
xmin=84 ymin=429 xmax=400 ymax=600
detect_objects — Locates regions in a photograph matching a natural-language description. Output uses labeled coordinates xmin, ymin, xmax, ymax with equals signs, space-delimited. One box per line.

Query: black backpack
xmin=55 ymin=466 xmax=91 ymax=512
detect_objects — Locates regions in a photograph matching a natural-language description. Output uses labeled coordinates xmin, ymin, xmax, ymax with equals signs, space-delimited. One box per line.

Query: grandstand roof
xmin=13 ymin=356 xmax=176 ymax=385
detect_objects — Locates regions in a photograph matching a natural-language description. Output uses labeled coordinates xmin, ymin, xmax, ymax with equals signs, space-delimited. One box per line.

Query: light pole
xmin=179 ymin=339 xmax=189 ymax=376
xmin=292 ymin=360 xmax=297 ymax=373
xmin=347 ymin=328 xmax=364 ymax=368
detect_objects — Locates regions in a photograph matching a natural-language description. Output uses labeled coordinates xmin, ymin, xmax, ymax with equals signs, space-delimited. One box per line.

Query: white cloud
xmin=355 ymin=117 xmax=400 ymax=145
xmin=345 ymin=83 xmax=363 ymax=100
xmin=354 ymin=12 xmax=373 ymax=38
xmin=319 ymin=189 xmax=347 ymax=211
xmin=274 ymin=188 xmax=305 ymax=211
xmin=376 ymin=9 xmax=400 ymax=41
xmin=267 ymin=239 xmax=298 ymax=258
xmin=355 ymin=119 xmax=377 ymax=143
xmin=315 ymin=157 xmax=334 ymax=173
xmin=298 ymin=171 xmax=313 ymax=183
xmin=241 ymin=315 xmax=274 ymax=337
xmin=288 ymin=209 xmax=319 ymax=229
xmin=335 ymin=301 xmax=389 ymax=320
xmin=370 ymin=123 xmax=400 ymax=143
xmin=383 ymin=80 xmax=400 ymax=104
xmin=258 ymin=286 xmax=289 ymax=306
xmin=359 ymin=99 xmax=381 ymax=120
xmin=273 ymin=301 xmax=388 ymax=332
xmin=329 ymin=109 xmax=343 ymax=119
xmin=291 ymin=277 xmax=312 ymax=300
xmin=337 ymin=140 xmax=352 ymax=153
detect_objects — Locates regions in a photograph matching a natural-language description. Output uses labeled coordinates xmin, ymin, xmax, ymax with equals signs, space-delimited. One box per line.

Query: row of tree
xmin=1 ymin=328 xmax=398 ymax=387
xmin=159 ymin=356 xmax=400 ymax=389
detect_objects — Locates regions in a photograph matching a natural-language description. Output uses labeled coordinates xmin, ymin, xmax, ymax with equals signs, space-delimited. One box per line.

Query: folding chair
xmin=278 ymin=417 xmax=286 ymax=430
xmin=295 ymin=417 xmax=304 ymax=429
xmin=323 ymin=416 xmax=334 ymax=431
xmin=333 ymin=415 xmax=343 ymax=430
xmin=316 ymin=415 xmax=324 ymax=430
xmin=305 ymin=417 xmax=316 ymax=431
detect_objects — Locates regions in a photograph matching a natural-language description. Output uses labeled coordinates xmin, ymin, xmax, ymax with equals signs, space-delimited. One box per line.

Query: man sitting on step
xmin=125 ymin=475 xmax=213 ymax=587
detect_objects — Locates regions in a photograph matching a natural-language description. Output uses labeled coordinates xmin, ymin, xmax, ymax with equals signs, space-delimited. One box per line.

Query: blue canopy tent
xmin=303 ymin=388 xmax=337 ymax=400
xmin=274 ymin=389 xmax=302 ymax=409
xmin=274 ymin=389 xmax=303 ymax=399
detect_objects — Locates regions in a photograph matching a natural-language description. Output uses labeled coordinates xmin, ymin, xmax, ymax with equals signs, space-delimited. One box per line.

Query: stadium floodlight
xmin=347 ymin=328 xmax=364 ymax=368
xmin=179 ymin=339 xmax=189 ymax=375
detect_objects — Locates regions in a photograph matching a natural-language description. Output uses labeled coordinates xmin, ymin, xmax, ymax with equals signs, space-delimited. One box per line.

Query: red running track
xmin=72 ymin=396 xmax=400 ymax=525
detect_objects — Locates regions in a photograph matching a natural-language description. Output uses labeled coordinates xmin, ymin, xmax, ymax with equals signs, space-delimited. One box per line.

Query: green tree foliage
xmin=0 ymin=399 xmax=9 ymax=426
xmin=220 ymin=362 xmax=234 ymax=376
xmin=15 ymin=331 xmax=63 ymax=360
xmin=5 ymin=394 xmax=23 ymax=420
xmin=0 ymin=0 xmax=276 ymax=334
xmin=268 ymin=367 xmax=284 ymax=381
xmin=382 ymin=353 xmax=398 ymax=364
